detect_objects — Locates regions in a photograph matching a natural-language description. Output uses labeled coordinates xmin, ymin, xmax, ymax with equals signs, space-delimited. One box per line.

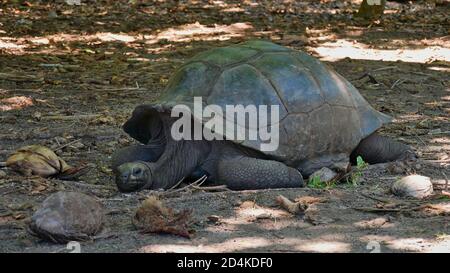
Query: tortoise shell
xmin=143 ymin=40 xmax=392 ymax=168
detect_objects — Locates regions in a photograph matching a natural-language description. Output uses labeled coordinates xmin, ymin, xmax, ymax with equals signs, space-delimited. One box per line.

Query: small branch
xmin=276 ymin=195 xmax=305 ymax=214
xmin=360 ymin=193 xmax=393 ymax=204
xmin=192 ymin=185 xmax=230 ymax=192
xmin=391 ymin=78 xmax=407 ymax=89
xmin=442 ymin=172 xmax=449 ymax=191
xmin=0 ymin=72 xmax=44 ymax=82
xmin=168 ymin=176 xmax=185 ymax=190
xmin=354 ymin=207 xmax=402 ymax=213
xmin=93 ymin=82 xmax=145 ymax=92
xmin=54 ymin=139 xmax=81 ymax=151
xmin=373 ymin=66 xmax=398 ymax=72
xmin=428 ymin=130 xmax=450 ymax=135
xmin=42 ymin=114 xmax=101 ymax=121
xmin=159 ymin=175 xmax=207 ymax=197
xmin=39 ymin=64 xmax=80 ymax=69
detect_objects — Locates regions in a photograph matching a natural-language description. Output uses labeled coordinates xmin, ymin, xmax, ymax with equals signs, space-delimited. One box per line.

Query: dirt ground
xmin=0 ymin=0 xmax=449 ymax=253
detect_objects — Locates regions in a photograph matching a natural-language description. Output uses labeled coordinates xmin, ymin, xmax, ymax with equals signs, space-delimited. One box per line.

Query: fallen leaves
xmin=133 ymin=195 xmax=194 ymax=238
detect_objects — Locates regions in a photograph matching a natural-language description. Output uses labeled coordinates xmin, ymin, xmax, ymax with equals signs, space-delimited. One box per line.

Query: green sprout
xmin=347 ymin=156 xmax=369 ymax=187
xmin=309 ymin=175 xmax=336 ymax=189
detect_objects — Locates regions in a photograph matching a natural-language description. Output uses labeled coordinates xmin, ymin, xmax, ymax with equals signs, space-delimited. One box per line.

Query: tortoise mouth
xmin=116 ymin=177 xmax=147 ymax=192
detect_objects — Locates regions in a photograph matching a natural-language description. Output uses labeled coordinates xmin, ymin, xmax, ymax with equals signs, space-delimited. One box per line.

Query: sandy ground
xmin=0 ymin=0 xmax=449 ymax=252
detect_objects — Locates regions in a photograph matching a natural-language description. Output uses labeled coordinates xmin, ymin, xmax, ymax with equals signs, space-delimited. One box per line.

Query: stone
xmin=309 ymin=167 xmax=338 ymax=184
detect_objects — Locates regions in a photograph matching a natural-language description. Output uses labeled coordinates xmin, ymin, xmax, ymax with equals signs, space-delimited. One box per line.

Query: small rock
xmin=0 ymin=170 xmax=6 ymax=179
xmin=29 ymin=191 xmax=104 ymax=243
xmin=392 ymin=175 xmax=433 ymax=199
xmin=331 ymin=162 xmax=350 ymax=172
xmin=207 ymin=215 xmax=221 ymax=223
xmin=256 ymin=213 xmax=272 ymax=220
xmin=48 ymin=11 xmax=58 ymax=19
xmin=309 ymin=167 xmax=337 ymax=184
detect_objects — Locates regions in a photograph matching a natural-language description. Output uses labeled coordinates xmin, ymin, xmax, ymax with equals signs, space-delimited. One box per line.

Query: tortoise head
xmin=111 ymin=145 xmax=164 ymax=192
xmin=115 ymin=161 xmax=153 ymax=192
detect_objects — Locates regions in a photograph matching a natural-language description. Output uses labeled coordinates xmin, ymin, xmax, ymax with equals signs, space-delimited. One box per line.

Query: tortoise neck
xmin=146 ymin=119 xmax=211 ymax=189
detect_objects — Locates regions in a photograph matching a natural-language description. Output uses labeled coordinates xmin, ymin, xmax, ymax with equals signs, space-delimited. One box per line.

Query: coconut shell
xmin=6 ymin=145 xmax=71 ymax=177
xmin=392 ymin=175 xmax=434 ymax=199
xmin=29 ymin=191 xmax=104 ymax=243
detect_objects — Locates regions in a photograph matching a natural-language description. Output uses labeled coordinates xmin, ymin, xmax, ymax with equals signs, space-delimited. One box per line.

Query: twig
xmin=354 ymin=207 xmax=402 ymax=213
xmin=168 ymin=176 xmax=185 ymax=190
xmin=410 ymin=71 xmax=434 ymax=78
xmin=415 ymin=135 xmax=427 ymax=146
xmin=95 ymin=87 xmax=147 ymax=92
xmin=424 ymin=159 xmax=450 ymax=164
xmin=39 ymin=64 xmax=80 ymax=69
xmin=373 ymin=66 xmax=398 ymax=72
xmin=11 ymin=88 xmax=42 ymax=93
xmin=355 ymin=66 xmax=398 ymax=81
xmin=428 ymin=130 xmax=450 ymax=135
xmin=391 ymin=78 xmax=407 ymax=89
xmin=94 ymin=82 xmax=144 ymax=92
xmin=192 ymin=185 xmax=231 ymax=192
xmin=159 ymin=175 xmax=207 ymax=197
xmin=442 ymin=172 xmax=449 ymax=191
xmin=360 ymin=193 xmax=393 ymax=204
xmin=54 ymin=139 xmax=81 ymax=151
xmin=42 ymin=114 xmax=101 ymax=121
xmin=276 ymin=195 xmax=305 ymax=214
xmin=0 ymin=72 xmax=44 ymax=82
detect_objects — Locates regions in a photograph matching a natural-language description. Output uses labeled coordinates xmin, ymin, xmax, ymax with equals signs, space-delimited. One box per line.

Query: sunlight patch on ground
xmin=0 ymin=39 xmax=26 ymax=53
xmin=428 ymin=66 xmax=450 ymax=73
xmin=139 ymin=237 xmax=271 ymax=253
xmin=312 ymin=39 xmax=450 ymax=63
xmin=0 ymin=96 xmax=33 ymax=111
xmin=294 ymin=241 xmax=351 ymax=253
xmin=96 ymin=33 xmax=136 ymax=43
xmin=0 ymin=22 xmax=253 ymax=55
xmin=146 ymin=22 xmax=253 ymax=43
xmin=236 ymin=204 xmax=288 ymax=219
xmin=361 ymin=234 xmax=450 ymax=252
xmin=385 ymin=237 xmax=433 ymax=252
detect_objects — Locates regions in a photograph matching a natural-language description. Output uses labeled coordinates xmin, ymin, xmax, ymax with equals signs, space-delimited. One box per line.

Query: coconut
xmin=391 ymin=175 xmax=433 ymax=199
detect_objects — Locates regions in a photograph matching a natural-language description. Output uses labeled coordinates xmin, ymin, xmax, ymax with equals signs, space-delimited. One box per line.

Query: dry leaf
xmin=133 ymin=196 xmax=193 ymax=238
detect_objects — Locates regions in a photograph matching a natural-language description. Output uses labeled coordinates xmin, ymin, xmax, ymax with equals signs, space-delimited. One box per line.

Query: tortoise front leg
xmin=111 ymin=144 xmax=164 ymax=170
xmin=215 ymin=156 xmax=304 ymax=190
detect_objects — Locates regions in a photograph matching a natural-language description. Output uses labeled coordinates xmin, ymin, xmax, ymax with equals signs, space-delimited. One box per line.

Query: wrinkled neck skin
xmin=142 ymin=116 xmax=211 ymax=190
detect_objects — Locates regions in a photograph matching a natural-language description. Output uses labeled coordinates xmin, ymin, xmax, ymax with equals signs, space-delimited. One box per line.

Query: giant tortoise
xmin=111 ymin=40 xmax=413 ymax=192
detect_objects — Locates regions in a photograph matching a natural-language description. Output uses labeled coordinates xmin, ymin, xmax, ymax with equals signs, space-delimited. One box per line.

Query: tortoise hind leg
xmin=350 ymin=133 xmax=416 ymax=165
